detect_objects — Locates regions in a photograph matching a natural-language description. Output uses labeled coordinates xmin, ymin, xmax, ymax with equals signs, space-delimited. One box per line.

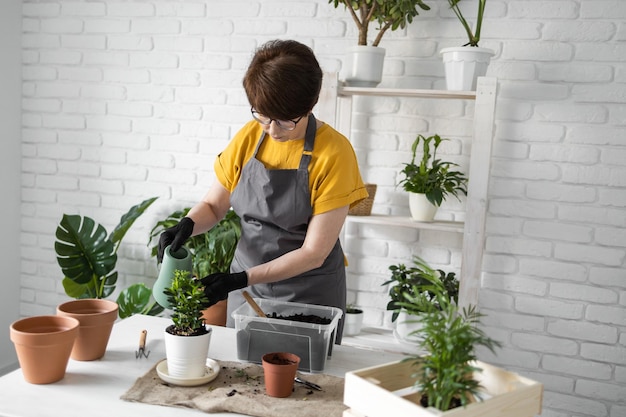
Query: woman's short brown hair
xmin=243 ymin=39 xmax=323 ymax=120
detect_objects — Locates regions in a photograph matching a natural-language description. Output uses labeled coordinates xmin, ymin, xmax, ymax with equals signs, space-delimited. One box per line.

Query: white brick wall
xmin=18 ymin=1 xmax=626 ymax=416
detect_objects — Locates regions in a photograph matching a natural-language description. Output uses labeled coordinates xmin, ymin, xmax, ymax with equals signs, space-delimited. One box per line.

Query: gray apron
xmin=226 ymin=114 xmax=346 ymax=342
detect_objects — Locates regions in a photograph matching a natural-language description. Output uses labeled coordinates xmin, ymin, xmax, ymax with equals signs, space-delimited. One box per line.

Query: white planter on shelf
xmin=344 ymin=309 xmax=364 ymax=336
xmin=343 ymin=45 xmax=386 ymax=87
xmin=440 ymin=46 xmax=494 ymax=91
xmin=409 ymin=193 xmax=438 ymax=222
xmin=393 ymin=310 xmax=423 ymax=345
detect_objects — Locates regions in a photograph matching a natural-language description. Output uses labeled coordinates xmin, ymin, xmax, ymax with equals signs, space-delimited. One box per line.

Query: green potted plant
xmin=162 ymin=269 xmax=212 ymax=380
xmin=401 ymin=275 xmax=501 ymax=411
xmin=343 ymin=274 xmax=542 ymax=417
xmin=148 ymin=208 xmax=241 ymax=325
xmin=54 ymin=197 xmax=164 ymax=319
xmin=398 ymin=133 xmax=468 ymax=221
xmin=440 ymin=0 xmax=494 ymax=90
xmin=329 ymin=0 xmax=432 ymax=87
xmin=383 ymin=256 xmax=458 ymax=343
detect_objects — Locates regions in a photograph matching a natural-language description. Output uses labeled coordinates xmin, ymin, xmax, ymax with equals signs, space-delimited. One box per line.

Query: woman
xmin=158 ymin=39 xmax=367 ymax=341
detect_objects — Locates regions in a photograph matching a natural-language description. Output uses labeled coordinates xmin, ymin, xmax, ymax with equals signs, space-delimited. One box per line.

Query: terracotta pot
xmin=202 ymin=299 xmax=227 ymax=326
xmin=9 ymin=315 xmax=80 ymax=384
xmin=56 ymin=298 xmax=118 ymax=361
xmin=262 ymin=352 xmax=301 ymax=398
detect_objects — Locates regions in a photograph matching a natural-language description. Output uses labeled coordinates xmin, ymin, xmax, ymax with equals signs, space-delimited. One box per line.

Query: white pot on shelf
xmin=393 ymin=310 xmax=424 ymax=345
xmin=440 ymin=46 xmax=494 ymax=91
xmin=343 ymin=45 xmax=386 ymax=88
xmin=409 ymin=193 xmax=438 ymax=222
xmin=344 ymin=309 xmax=364 ymax=336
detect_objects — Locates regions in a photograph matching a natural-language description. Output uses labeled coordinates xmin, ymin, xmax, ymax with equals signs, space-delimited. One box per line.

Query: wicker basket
xmin=349 ymin=184 xmax=377 ymax=216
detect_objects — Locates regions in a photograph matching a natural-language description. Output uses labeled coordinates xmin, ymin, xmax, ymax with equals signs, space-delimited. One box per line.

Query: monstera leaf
xmin=116 ymin=283 xmax=164 ymax=319
xmin=55 ymin=197 xmax=158 ymax=300
xmin=55 ymin=214 xmax=117 ymax=299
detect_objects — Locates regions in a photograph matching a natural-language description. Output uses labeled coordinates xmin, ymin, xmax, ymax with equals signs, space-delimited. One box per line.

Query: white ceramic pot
xmin=344 ymin=45 xmax=386 ymax=87
xmin=393 ymin=311 xmax=424 ymax=345
xmin=343 ymin=310 xmax=364 ymax=336
xmin=409 ymin=193 xmax=438 ymax=222
xmin=164 ymin=327 xmax=212 ymax=379
xmin=440 ymin=46 xmax=494 ymax=91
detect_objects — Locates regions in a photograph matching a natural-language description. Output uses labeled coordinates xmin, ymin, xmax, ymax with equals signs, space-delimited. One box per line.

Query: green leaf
xmin=111 ymin=197 xmax=158 ymax=245
xmin=117 ymin=283 xmax=164 ymax=319
xmin=55 ymin=214 xmax=117 ymax=288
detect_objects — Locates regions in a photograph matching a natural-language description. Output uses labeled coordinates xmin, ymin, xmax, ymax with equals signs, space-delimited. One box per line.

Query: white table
xmin=1 ymin=314 xmax=405 ymax=417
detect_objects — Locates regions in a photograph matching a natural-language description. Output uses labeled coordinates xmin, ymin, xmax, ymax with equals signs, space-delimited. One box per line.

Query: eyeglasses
xmin=251 ymin=108 xmax=304 ymax=131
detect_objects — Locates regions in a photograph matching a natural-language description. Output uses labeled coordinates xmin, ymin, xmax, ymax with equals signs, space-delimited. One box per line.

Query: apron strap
xmin=298 ymin=114 xmax=317 ymax=171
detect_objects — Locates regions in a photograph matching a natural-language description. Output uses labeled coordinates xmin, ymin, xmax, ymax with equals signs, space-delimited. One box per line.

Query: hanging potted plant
xmin=343 ymin=277 xmax=543 ymax=417
xmin=398 ymin=134 xmax=468 ymax=221
xmin=440 ymin=0 xmax=494 ymax=90
xmin=383 ymin=257 xmax=458 ymax=344
xmin=329 ymin=0 xmax=432 ymax=87
xmin=162 ymin=269 xmax=212 ymax=380
xmin=149 ymin=208 xmax=241 ymax=326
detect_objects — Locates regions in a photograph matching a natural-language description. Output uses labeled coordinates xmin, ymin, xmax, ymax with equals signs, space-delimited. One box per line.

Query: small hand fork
xmin=135 ymin=329 xmax=150 ymax=359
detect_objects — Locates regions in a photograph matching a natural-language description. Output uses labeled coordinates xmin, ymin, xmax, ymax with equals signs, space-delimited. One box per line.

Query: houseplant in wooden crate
xmin=383 ymin=256 xmax=458 ymax=344
xmin=149 ymin=208 xmax=241 ymax=326
xmin=344 ymin=275 xmax=543 ymax=417
xmin=329 ymin=0 xmax=432 ymax=87
xmin=397 ymin=133 xmax=467 ymax=221
xmin=440 ymin=0 xmax=494 ymax=90
xmin=161 ymin=269 xmax=212 ymax=380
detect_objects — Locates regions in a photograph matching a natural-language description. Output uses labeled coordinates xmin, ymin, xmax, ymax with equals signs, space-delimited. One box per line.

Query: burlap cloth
xmin=121 ymin=360 xmax=347 ymax=417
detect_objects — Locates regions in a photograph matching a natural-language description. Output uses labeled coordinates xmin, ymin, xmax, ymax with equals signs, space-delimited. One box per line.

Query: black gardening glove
xmin=157 ymin=217 xmax=195 ymax=263
xmin=199 ymin=271 xmax=248 ymax=307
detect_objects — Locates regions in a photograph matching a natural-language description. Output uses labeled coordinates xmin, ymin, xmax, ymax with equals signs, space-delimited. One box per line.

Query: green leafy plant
xmin=148 ymin=208 xmax=241 ymax=278
xmin=329 ymin=0 xmax=431 ymax=46
xmin=164 ymin=269 xmax=209 ymax=336
xmin=55 ymin=197 xmax=163 ymax=318
xmin=383 ymin=256 xmax=458 ymax=322
xmin=447 ymin=0 xmax=487 ymax=47
xmin=404 ymin=277 xmax=501 ymax=411
xmin=398 ymin=134 xmax=468 ymax=207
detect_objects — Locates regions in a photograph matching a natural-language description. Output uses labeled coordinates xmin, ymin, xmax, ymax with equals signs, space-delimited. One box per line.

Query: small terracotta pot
xmin=10 ymin=315 xmax=80 ymax=384
xmin=262 ymin=352 xmax=301 ymax=398
xmin=56 ymin=299 xmax=118 ymax=361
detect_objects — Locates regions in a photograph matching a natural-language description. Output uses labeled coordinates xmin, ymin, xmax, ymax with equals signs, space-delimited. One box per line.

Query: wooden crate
xmin=343 ymin=360 xmax=543 ymax=417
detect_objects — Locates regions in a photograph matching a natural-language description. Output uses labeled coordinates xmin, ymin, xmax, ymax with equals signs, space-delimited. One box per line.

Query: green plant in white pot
xmin=329 ymin=0 xmax=432 ymax=87
xmin=383 ymin=257 xmax=458 ymax=344
xmin=440 ymin=0 xmax=494 ymax=90
xmin=398 ymin=133 xmax=467 ymax=221
xmin=162 ymin=269 xmax=212 ymax=380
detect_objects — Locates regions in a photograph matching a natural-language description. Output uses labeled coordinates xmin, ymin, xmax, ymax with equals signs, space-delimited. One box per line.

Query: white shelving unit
xmin=317 ymin=74 xmax=498 ymax=310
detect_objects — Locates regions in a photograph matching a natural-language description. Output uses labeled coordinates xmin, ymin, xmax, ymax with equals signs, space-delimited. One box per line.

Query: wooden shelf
xmin=347 ymin=214 xmax=464 ymax=234
xmin=338 ymin=85 xmax=477 ymax=100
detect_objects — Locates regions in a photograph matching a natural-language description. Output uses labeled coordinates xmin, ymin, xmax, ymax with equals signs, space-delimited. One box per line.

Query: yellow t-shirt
xmin=215 ymin=120 xmax=368 ymax=215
